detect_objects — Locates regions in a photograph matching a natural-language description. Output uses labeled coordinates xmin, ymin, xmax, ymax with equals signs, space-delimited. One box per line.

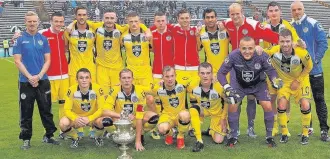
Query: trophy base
xmin=117 ymin=154 xmax=133 ymax=159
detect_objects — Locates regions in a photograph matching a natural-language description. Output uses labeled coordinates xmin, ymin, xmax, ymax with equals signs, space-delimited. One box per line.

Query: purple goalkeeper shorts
xmin=231 ymin=80 xmax=271 ymax=103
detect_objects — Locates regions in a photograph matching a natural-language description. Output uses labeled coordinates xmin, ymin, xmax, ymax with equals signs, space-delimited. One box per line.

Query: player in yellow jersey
xmin=263 ymin=1 xmax=306 ymax=136
xmin=59 ymin=68 xmax=116 ymax=148
xmin=199 ymin=9 xmax=229 ymax=77
xmin=156 ymin=66 xmax=190 ymax=150
xmin=64 ymin=6 xmax=96 ymax=86
xmin=264 ymin=29 xmax=313 ymax=145
xmin=187 ymin=62 xmax=228 ymax=152
xmin=104 ymin=69 xmax=159 ymax=151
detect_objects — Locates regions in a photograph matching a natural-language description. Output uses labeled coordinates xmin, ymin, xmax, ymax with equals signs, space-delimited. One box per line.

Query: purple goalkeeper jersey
xmin=217 ymin=48 xmax=277 ymax=88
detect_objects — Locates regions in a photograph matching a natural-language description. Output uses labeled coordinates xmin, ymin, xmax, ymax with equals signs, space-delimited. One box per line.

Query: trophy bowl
xmin=112 ymin=119 xmax=136 ymax=159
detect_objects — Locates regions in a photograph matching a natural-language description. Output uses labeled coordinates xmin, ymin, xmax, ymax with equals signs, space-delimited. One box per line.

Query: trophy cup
xmin=112 ymin=109 xmax=136 ymax=159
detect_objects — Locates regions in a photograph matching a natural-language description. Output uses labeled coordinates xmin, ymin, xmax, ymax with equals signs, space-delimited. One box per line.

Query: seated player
xmin=156 ymin=66 xmax=191 ymax=150
xmin=104 ymin=68 xmax=159 ymax=151
xmin=218 ymin=36 xmax=283 ymax=147
xmin=188 ymin=62 xmax=228 ymax=152
xmin=264 ymin=29 xmax=313 ymax=145
xmin=59 ymin=68 xmax=116 ymax=148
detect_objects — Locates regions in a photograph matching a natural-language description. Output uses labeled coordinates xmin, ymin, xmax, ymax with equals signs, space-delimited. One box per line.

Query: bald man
xmin=291 ymin=1 xmax=329 ymax=142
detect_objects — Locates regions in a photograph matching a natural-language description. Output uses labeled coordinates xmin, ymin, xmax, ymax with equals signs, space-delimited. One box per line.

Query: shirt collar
xmin=295 ymin=14 xmax=306 ymax=25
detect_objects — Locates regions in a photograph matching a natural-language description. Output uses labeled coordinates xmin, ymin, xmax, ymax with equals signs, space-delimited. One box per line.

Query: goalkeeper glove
xmin=272 ymin=78 xmax=283 ymax=89
xmin=223 ymin=84 xmax=240 ymax=104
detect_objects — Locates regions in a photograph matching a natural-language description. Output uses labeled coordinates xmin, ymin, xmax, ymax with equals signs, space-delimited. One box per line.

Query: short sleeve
xmin=13 ymin=37 xmax=22 ymax=55
xmin=43 ymin=37 xmax=51 ymax=54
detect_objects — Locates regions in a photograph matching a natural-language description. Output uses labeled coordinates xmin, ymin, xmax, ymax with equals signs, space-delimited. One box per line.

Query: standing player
xmin=151 ymin=11 xmax=174 ymax=110
xmin=291 ymin=1 xmax=329 ymax=141
xmin=39 ymin=12 xmax=69 ymax=129
xmin=218 ymin=37 xmax=282 ymax=147
xmin=14 ymin=11 xmax=59 ymax=150
xmin=64 ymin=6 xmax=96 ymax=86
xmin=222 ymin=3 xmax=279 ymax=137
xmin=156 ymin=66 xmax=190 ymax=150
xmin=264 ymin=29 xmax=313 ymax=144
xmin=188 ymin=62 xmax=228 ymax=152
xmin=105 ymin=69 xmax=159 ymax=151
xmin=59 ymin=68 xmax=114 ymax=148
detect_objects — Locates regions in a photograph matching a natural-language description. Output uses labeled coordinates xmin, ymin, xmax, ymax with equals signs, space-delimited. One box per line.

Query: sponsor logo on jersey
xmin=123 ymin=104 xmax=134 ymax=114
xmin=132 ymin=45 xmax=142 ymax=57
xmin=103 ymin=40 xmax=112 ymax=51
xmin=224 ymin=57 xmax=230 ymax=64
xmin=78 ymin=41 xmax=87 ymax=52
xmin=210 ymin=43 xmax=220 ymax=54
xmin=169 ymin=97 xmax=179 ymax=107
xmin=81 ymin=102 xmax=91 ymax=112
xmin=242 ymin=71 xmax=254 ymax=82
xmin=22 ymin=41 xmax=30 ymax=44
xmin=201 ymin=101 xmax=210 ymax=109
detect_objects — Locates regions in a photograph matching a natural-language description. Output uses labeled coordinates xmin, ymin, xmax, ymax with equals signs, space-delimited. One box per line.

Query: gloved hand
xmin=224 ymin=85 xmax=240 ymax=104
xmin=272 ymin=78 xmax=283 ymax=89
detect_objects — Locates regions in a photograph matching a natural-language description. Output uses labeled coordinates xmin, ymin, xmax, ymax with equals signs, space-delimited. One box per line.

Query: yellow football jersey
xmin=199 ymin=26 xmax=229 ymax=73
xmin=95 ymin=24 xmax=126 ymax=69
xmin=188 ymin=79 xmax=227 ymax=118
xmin=64 ymin=23 xmax=96 ymax=76
xmin=264 ymin=45 xmax=313 ymax=83
xmin=104 ymin=85 xmax=146 ymax=120
xmin=64 ymin=83 xmax=105 ymax=121
xmin=85 ymin=20 xmax=149 ymax=33
xmin=263 ymin=19 xmax=300 ymax=48
xmin=155 ymin=82 xmax=186 ymax=116
xmin=121 ymin=30 xmax=152 ymax=78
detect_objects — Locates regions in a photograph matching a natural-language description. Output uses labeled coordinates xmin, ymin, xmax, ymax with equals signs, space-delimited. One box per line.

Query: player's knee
xmin=59 ymin=117 xmax=70 ymax=129
xmin=178 ymin=111 xmax=190 ymax=123
xmin=148 ymin=115 xmax=159 ymax=124
xmin=158 ymin=123 xmax=170 ymax=134
xmin=102 ymin=117 xmax=114 ymax=127
xmin=300 ymin=99 xmax=310 ymax=111
xmin=213 ymin=134 xmax=225 ymax=144
xmin=260 ymin=101 xmax=272 ymax=112
xmin=277 ymin=98 xmax=287 ymax=110
xmin=189 ymin=105 xmax=201 ymax=115
xmin=146 ymin=95 xmax=154 ymax=104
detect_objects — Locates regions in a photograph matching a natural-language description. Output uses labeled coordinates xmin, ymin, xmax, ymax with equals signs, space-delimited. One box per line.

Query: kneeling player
xmin=218 ymin=37 xmax=283 ymax=147
xmin=156 ymin=66 xmax=190 ymax=150
xmin=264 ymin=29 xmax=313 ymax=145
xmin=59 ymin=68 xmax=115 ymax=148
xmin=187 ymin=62 xmax=228 ymax=152
xmin=104 ymin=68 xmax=159 ymax=151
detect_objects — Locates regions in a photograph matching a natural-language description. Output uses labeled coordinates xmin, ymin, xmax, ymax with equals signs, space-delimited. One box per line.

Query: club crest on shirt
xmin=169 ymin=97 xmax=179 ymax=107
xmin=113 ymin=30 xmax=121 ymax=38
xmin=303 ymin=27 xmax=308 ymax=33
xmin=210 ymin=93 xmax=218 ymax=100
xmin=210 ymin=43 xmax=220 ymax=54
xmin=131 ymin=95 xmax=138 ymax=103
xmin=219 ymin=32 xmax=226 ymax=40
xmin=103 ymin=40 xmax=112 ymax=51
xmin=224 ymin=57 xmax=230 ymax=64
xmin=242 ymin=71 xmax=254 ymax=82
xmin=166 ymin=35 xmax=172 ymax=41
xmin=201 ymin=101 xmax=210 ymax=109
xmin=190 ymin=30 xmax=194 ymax=36
xmin=38 ymin=40 xmax=43 ymax=46
xmin=78 ymin=41 xmax=87 ymax=52
xmin=175 ymin=85 xmax=184 ymax=93
xmin=292 ymin=59 xmax=300 ymax=65
xmin=87 ymin=32 xmax=94 ymax=38
xmin=242 ymin=29 xmax=248 ymax=35
xmin=89 ymin=93 xmax=96 ymax=100
xmin=20 ymin=93 xmax=26 ymax=100
xmin=254 ymin=63 xmax=261 ymax=70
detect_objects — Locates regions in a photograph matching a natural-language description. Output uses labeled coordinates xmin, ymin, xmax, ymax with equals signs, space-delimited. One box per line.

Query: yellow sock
xmin=177 ymin=121 xmax=190 ymax=138
xmin=93 ymin=127 xmax=105 ymax=138
xmin=59 ymin=104 xmax=64 ymax=120
xmin=189 ymin=107 xmax=202 ymax=143
xmin=156 ymin=105 xmax=162 ymax=115
xmin=278 ymin=112 xmax=288 ymax=135
xmin=63 ymin=127 xmax=78 ymax=140
xmin=273 ymin=114 xmax=278 ymax=129
xmin=77 ymin=127 xmax=84 ymax=133
xmin=301 ymin=112 xmax=312 ymax=136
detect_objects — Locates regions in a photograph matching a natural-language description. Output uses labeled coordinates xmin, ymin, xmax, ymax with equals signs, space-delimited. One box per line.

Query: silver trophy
xmin=112 ymin=109 xmax=136 ymax=159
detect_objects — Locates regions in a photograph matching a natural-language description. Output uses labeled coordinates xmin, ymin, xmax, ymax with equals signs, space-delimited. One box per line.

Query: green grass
xmin=1 ymin=41 xmax=330 ymax=159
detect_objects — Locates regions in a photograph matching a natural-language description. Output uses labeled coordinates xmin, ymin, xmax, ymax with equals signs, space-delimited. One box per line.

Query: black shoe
xmin=201 ymin=128 xmax=211 ymax=136
xmin=320 ymin=130 xmax=330 ymax=142
xmin=280 ymin=135 xmax=289 ymax=143
xmin=266 ymin=137 xmax=276 ymax=147
xmin=42 ymin=136 xmax=60 ymax=145
xmin=94 ymin=137 xmax=104 ymax=147
xmin=141 ymin=135 xmax=145 ymax=146
xmin=301 ymin=135 xmax=309 ymax=145
xmin=192 ymin=141 xmax=204 ymax=152
xmin=20 ymin=140 xmax=31 ymax=150
xmin=172 ymin=127 xmax=178 ymax=139
xmin=226 ymin=137 xmax=238 ymax=147
xmin=188 ymin=129 xmax=195 ymax=137
xmin=70 ymin=138 xmax=80 ymax=148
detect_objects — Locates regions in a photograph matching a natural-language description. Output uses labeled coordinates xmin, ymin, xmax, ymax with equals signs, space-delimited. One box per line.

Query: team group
xmin=13 ymin=0 xmax=329 ymax=152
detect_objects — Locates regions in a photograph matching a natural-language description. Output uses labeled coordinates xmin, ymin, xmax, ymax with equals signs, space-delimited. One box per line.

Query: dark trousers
xmin=19 ymin=79 xmax=57 ymax=140
xmin=310 ymin=73 xmax=329 ymax=131
xmin=4 ymin=48 xmax=9 ymax=57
